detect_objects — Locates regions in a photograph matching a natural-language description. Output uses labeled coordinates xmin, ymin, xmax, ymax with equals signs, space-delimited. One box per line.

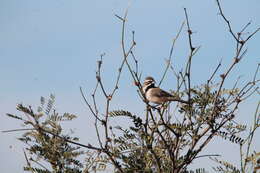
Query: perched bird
xmin=142 ymin=76 xmax=189 ymax=104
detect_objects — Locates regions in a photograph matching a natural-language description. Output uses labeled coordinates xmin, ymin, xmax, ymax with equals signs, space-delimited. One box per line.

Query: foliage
xmin=6 ymin=95 xmax=84 ymax=173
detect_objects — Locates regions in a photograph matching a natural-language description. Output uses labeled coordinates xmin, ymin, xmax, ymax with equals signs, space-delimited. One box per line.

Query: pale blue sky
xmin=0 ymin=0 xmax=259 ymax=172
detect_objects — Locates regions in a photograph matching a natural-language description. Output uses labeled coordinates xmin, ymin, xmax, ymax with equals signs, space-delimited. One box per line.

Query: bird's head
xmin=142 ymin=76 xmax=156 ymax=93
xmin=143 ymin=76 xmax=156 ymax=86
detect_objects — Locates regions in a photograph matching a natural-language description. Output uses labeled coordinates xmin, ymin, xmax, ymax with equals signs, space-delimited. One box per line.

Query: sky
xmin=0 ymin=0 xmax=259 ymax=172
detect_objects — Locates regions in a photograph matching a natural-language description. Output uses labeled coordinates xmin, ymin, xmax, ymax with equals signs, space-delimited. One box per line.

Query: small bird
xmin=142 ymin=76 xmax=189 ymax=104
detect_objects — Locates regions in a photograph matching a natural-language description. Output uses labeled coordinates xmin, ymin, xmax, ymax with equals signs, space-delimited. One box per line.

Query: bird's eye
xmin=144 ymin=80 xmax=154 ymax=85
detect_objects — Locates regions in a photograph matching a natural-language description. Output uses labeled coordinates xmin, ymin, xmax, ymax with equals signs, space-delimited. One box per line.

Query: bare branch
xmin=80 ymin=87 xmax=103 ymax=122
xmin=158 ymin=21 xmax=185 ymax=87
xmin=215 ymin=0 xmax=239 ymax=42
xmin=207 ymin=59 xmax=222 ymax=84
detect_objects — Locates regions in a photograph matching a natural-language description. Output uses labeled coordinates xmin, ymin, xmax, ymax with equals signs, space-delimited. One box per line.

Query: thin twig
xmin=23 ymin=149 xmax=36 ymax=173
xmin=2 ymin=128 xmax=34 ymax=133
xmin=80 ymin=87 xmax=102 ymax=122
xmin=208 ymin=59 xmax=222 ymax=84
xmin=158 ymin=21 xmax=185 ymax=87
xmin=215 ymin=0 xmax=239 ymax=42
xmin=195 ymin=154 xmax=221 ymax=159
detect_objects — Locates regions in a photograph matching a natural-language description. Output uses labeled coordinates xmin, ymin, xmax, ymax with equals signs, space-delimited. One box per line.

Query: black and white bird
xmin=142 ymin=76 xmax=189 ymax=104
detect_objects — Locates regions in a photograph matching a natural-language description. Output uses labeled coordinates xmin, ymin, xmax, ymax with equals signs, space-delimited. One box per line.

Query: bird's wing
xmin=153 ymin=88 xmax=174 ymax=98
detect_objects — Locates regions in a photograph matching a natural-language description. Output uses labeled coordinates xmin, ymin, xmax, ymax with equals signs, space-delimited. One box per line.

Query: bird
xmin=142 ymin=76 xmax=189 ymax=104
